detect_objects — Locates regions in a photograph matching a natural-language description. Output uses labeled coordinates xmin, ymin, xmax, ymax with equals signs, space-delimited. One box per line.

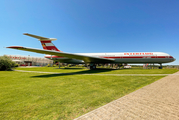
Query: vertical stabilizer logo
xmin=42 ymin=43 xmax=46 ymax=47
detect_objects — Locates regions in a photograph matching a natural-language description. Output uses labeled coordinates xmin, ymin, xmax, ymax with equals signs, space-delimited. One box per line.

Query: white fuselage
xmin=45 ymin=52 xmax=175 ymax=64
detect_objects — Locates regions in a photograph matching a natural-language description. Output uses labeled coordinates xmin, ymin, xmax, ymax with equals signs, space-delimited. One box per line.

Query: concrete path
xmin=14 ymin=70 xmax=179 ymax=76
xmin=74 ymin=71 xmax=179 ymax=120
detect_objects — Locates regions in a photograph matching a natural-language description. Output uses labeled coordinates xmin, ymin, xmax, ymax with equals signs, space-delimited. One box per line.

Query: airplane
xmin=7 ymin=33 xmax=176 ymax=70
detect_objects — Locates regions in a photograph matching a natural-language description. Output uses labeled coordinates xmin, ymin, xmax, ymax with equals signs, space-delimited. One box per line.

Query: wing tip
xmin=23 ymin=33 xmax=29 ymax=35
xmin=6 ymin=46 xmax=23 ymax=49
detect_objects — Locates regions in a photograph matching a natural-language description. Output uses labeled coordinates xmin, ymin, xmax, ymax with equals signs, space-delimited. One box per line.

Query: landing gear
xmin=87 ymin=64 xmax=96 ymax=70
xmin=115 ymin=63 xmax=124 ymax=69
xmin=159 ymin=63 xmax=163 ymax=69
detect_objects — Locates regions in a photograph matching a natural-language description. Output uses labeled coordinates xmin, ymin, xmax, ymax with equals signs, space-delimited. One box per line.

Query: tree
xmin=0 ymin=55 xmax=15 ymax=71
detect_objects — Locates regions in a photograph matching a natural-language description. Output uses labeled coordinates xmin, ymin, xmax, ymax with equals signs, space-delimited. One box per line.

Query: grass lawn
xmin=0 ymin=67 xmax=178 ymax=119
xmin=16 ymin=66 xmax=179 ymax=74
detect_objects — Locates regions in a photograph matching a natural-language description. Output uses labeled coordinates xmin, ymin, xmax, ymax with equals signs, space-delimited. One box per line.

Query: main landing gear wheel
xmin=87 ymin=64 xmax=96 ymax=70
xmin=159 ymin=63 xmax=163 ymax=69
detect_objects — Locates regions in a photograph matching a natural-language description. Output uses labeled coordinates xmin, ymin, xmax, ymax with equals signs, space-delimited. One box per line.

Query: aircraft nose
xmin=172 ymin=57 xmax=176 ymax=62
xmin=170 ymin=56 xmax=176 ymax=62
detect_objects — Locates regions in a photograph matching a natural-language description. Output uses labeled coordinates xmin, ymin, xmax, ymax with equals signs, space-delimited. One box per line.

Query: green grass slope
xmin=16 ymin=66 xmax=179 ymax=74
xmin=0 ymin=67 xmax=178 ymax=119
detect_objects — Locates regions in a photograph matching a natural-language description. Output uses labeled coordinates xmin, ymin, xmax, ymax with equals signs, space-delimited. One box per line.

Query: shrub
xmin=14 ymin=64 xmax=19 ymax=67
xmin=0 ymin=56 xmax=15 ymax=71
xmin=46 ymin=64 xmax=50 ymax=67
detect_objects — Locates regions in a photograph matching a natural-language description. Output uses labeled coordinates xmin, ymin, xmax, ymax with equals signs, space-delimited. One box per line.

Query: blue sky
xmin=0 ymin=0 xmax=178 ymax=65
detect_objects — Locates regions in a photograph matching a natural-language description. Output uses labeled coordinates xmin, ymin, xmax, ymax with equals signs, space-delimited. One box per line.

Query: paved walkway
xmin=14 ymin=70 xmax=179 ymax=76
xmin=74 ymin=71 xmax=179 ymax=120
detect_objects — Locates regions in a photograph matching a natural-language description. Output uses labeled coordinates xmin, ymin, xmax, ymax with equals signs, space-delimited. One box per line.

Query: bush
xmin=53 ymin=64 xmax=57 ymax=67
xmin=46 ymin=64 xmax=50 ymax=67
xmin=0 ymin=56 xmax=15 ymax=71
xmin=14 ymin=64 xmax=19 ymax=67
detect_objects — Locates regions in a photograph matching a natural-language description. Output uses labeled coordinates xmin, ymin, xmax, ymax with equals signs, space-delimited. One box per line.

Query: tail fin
xmin=23 ymin=33 xmax=62 ymax=52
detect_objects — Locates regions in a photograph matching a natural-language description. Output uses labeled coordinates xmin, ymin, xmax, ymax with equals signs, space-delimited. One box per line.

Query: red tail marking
xmin=41 ymin=41 xmax=51 ymax=43
xmin=40 ymin=41 xmax=62 ymax=52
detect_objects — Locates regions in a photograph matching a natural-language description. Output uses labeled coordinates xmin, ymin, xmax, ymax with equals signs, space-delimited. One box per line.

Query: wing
xmin=7 ymin=46 xmax=115 ymax=63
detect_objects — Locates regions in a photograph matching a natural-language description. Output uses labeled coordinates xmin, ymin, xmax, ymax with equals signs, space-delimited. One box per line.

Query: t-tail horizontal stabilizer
xmin=23 ymin=33 xmax=57 ymax=41
xmin=23 ymin=33 xmax=61 ymax=52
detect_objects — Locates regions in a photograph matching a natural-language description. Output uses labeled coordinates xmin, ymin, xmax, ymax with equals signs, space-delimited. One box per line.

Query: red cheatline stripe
xmin=106 ymin=56 xmax=169 ymax=59
xmin=157 ymin=56 xmax=166 ymax=58
xmin=102 ymin=56 xmax=171 ymax=59
xmin=45 ymin=56 xmax=172 ymax=59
